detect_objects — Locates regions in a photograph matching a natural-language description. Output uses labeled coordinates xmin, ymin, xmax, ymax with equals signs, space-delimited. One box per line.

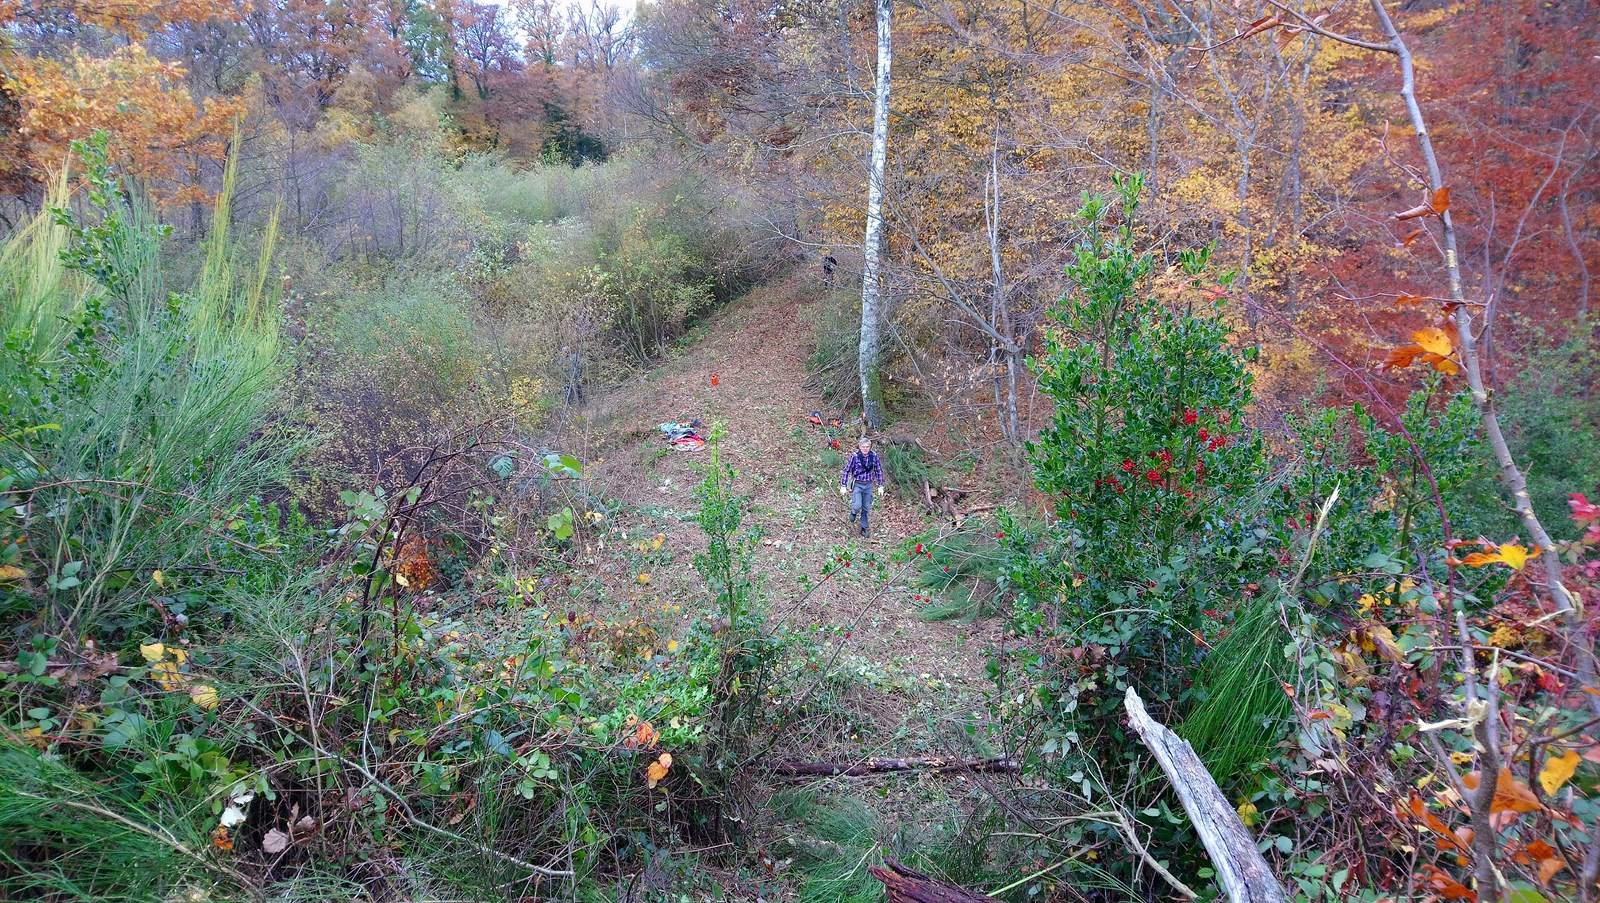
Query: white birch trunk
xmin=858 ymin=0 xmax=892 ymax=429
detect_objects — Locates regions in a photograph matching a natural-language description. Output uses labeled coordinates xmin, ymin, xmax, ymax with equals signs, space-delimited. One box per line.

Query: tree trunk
xmin=870 ymin=859 xmax=999 ymax=903
xmin=1124 ymin=688 xmax=1287 ymax=903
xmin=858 ymin=0 xmax=892 ymax=429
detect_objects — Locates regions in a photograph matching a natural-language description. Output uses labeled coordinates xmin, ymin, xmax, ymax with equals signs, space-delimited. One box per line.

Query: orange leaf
xmin=1539 ymin=852 xmax=1568 ymax=885
xmin=1412 ymin=326 xmax=1453 ymax=356
xmin=1395 ymin=292 xmax=1428 ymax=306
xmin=1401 ymin=229 xmax=1428 ymax=248
xmin=1430 ymin=187 xmax=1452 ymax=214
xmin=1460 ymin=551 xmax=1505 ymax=568
xmin=646 ymin=754 xmax=673 ymax=788
xmin=1418 ymin=864 xmax=1476 ymax=900
xmin=1463 ymin=768 xmax=1542 ymax=814
xmin=1383 ymin=344 xmax=1424 ymax=370
xmin=635 ymin=721 xmax=658 ymax=749
xmin=1539 ymin=749 xmax=1580 ymax=795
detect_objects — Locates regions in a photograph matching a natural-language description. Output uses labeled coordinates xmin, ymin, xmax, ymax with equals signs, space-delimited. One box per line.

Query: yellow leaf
xmin=190 ymin=685 xmax=219 ymax=710
xmin=150 ymin=661 xmax=185 ymax=692
xmin=1540 ymin=749 xmax=1580 ymax=795
xmin=1412 ymin=326 xmax=1453 ymax=356
xmin=667 ymin=640 xmax=679 ymax=653
xmin=1236 ymin=800 xmax=1258 ymax=826
xmin=151 ymin=570 xmax=165 ymax=587
xmin=139 ymin=642 xmax=166 ymax=663
xmin=1497 ymin=543 xmax=1537 ymax=570
xmin=636 ymin=573 xmax=651 ymax=585
xmin=0 ymin=565 xmax=25 ymax=582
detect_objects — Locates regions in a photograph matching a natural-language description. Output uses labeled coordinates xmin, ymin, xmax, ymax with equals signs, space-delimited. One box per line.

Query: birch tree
xmin=858 ymin=0 xmax=892 ymax=429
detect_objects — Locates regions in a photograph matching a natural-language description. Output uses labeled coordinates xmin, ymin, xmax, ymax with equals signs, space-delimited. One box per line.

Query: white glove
xmin=839 ymin=486 xmax=849 ymax=497
xmin=876 ymin=486 xmax=884 ymax=497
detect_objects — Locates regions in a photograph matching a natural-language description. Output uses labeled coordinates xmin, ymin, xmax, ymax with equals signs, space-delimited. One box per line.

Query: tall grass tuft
xmin=0 ymin=746 xmax=250 ymax=901
xmin=0 ymin=133 xmax=292 ymax=637
xmin=1179 ymin=591 xmax=1294 ymax=778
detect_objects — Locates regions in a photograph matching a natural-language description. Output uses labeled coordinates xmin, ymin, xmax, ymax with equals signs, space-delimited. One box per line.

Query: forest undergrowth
xmin=4 ymin=87 xmax=1600 ymax=903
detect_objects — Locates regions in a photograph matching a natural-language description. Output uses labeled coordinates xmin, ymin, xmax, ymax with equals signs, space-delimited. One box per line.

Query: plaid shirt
xmin=841 ymin=450 xmax=885 ymax=488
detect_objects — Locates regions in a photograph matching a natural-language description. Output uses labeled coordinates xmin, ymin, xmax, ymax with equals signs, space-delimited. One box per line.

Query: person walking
xmin=839 ymin=436 xmax=886 ymax=537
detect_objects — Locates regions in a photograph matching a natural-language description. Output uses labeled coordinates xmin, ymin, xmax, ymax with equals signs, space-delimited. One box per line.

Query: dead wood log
xmin=918 ymin=475 xmax=968 ymax=521
xmin=772 ymin=756 xmax=1017 ymax=777
xmin=869 ymin=858 xmax=999 ymax=903
xmin=1124 ymin=687 xmax=1287 ymax=903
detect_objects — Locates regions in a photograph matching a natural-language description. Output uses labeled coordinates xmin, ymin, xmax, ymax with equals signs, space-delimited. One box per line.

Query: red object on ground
xmin=711 ymin=372 xmax=720 ymax=386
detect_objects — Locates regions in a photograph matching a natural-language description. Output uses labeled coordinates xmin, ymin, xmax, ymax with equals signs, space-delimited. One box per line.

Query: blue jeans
xmin=851 ymin=484 xmax=875 ymax=534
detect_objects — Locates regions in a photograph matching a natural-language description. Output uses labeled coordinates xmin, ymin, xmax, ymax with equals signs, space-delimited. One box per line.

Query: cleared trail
xmin=567 ymin=273 xmax=1003 ymax=757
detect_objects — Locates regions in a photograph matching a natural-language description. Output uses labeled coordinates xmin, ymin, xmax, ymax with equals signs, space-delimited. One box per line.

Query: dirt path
xmin=567 ymin=274 xmax=1002 ymax=755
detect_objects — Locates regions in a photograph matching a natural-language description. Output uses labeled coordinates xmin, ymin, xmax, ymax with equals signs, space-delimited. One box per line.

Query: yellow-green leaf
xmin=1498 ymin=543 xmax=1537 ymax=570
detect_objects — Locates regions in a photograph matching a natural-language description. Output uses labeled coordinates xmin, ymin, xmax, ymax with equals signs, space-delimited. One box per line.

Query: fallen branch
xmin=1124 ymin=688 xmax=1286 ymax=903
xmin=773 ymin=756 xmax=1018 ymax=777
xmin=870 ymin=858 xmax=1000 ymax=903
